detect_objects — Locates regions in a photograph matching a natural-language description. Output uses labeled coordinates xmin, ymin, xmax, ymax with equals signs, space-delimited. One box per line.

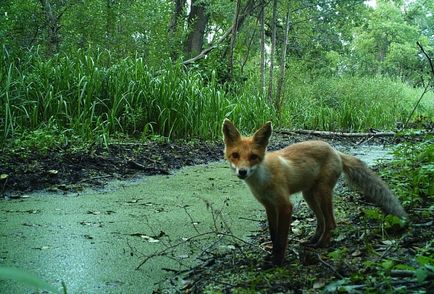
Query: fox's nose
xmin=238 ymin=169 xmax=248 ymax=179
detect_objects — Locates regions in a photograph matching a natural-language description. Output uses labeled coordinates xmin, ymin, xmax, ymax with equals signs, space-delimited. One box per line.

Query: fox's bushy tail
xmin=339 ymin=152 xmax=407 ymax=218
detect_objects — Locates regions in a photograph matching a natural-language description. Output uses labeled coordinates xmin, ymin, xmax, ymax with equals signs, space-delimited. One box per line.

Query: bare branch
xmin=403 ymin=42 xmax=434 ymax=129
xmin=417 ymin=41 xmax=434 ymax=76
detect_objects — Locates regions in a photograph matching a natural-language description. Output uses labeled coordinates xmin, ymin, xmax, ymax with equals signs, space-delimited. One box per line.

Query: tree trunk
xmin=275 ymin=3 xmax=291 ymax=114
xmin=184 ymin=0 xmax=209 ymax=58
xmin=106 ymin=0 xmax=116 ymax=51
xmin=228 ymin=0 xmax=241 ymax=77
xmin=267 ymin=0 xmax=278 ymax=104
xmin=39 ymin=0 xmax=61 ymax=55
xmin=168 ymin=0 xmax=186 ymax=34
xmin=168 ymin=0 xmax=186 ymax=60
xmin=182 ymin=0 xmax=256 ymax=65
xmin=259 ymin=0 xmax=266 ymax=95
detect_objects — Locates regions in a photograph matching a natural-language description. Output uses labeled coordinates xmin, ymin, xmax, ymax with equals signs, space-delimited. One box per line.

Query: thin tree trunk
xmin=168 ymin=0 xmax=186 ymax=34
xmin=276 ymin=3 xmax=291 ymax=114
xmin=228 ymin=0 xmax=241 ymax=77
xmin=241 ymin=25 xmax=257 ymax=74
xmin=39 ymin=0 xmax=61 ymax=55
xmin=168 ymin=0 xmax=186 ymax=60
xmin=184 ymin=0 xmax=209 ymax=58
xmin=106 ymin=0 xmax=116 ymax=51
xmin=259 ymin=0 xmax=266 ymax=94
xmin=267 ymin=0 xmax=278 ymax=104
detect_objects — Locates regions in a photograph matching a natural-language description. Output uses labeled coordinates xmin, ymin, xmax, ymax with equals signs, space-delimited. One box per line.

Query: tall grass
xmin=1 ymin=48 xmax=432 ymax=146
xmin=0 ymin=49 xmax=274 ymax=145
xmin=279 ymin=75 xmax=434 ymax=131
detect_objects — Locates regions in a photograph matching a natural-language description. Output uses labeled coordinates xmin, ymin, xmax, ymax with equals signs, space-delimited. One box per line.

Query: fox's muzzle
xmin=237 ymin=168 xmax=248 ymax=179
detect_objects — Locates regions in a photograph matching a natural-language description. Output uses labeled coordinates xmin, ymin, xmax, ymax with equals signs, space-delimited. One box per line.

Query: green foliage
xmin=0 ymin=48 xmax=276 ymax=145
xmin=280 ymin=73 xmax=433 ymax=131
xmin=328 ymin=247 xmax=349 ymax=261
xmin=1 ymin=46 xmax=432 ymax=147
xmin=10 ymin=122 xmax=68 ymax=154
xmin=415 ymin=255 xmax=434 ymax=283
xmin=381 ymin=136 xmax=434 ymax=208
xmin=349 ymin=1 xmax=432 ymax=84
xmin=1 ymin=0 xmax=433 ymax=147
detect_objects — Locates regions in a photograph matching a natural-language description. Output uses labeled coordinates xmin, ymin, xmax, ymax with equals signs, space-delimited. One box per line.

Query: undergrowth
xmin=281 ymin=75 xmax=433 ymax=131
xmin=380 ymin=135 xmax=434 ymax=210
xmin=1 ymin=48 xmax=433 ymax=148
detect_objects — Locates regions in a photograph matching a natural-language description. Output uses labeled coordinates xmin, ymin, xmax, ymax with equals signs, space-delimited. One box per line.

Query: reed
xmin=1 ymin=49 xmax=432 ymax=147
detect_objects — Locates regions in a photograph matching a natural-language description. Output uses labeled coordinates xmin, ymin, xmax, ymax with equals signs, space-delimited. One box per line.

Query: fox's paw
xmin=301 ymin=234 xmax=321 ymax=247
xmin=303 ymin=231 xmax=332 ymax=248
xmin=262 ymin=254 xmax=275 ymax=269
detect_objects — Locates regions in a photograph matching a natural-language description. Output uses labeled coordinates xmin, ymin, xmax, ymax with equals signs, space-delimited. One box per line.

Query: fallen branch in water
xmin=133 ymin=198 xmax=261 ymax=274
xmin=276 ymin=129 xmax=432 ymax=138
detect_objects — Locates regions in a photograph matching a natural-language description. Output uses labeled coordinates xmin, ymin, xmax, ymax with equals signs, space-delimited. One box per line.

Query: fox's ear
xmin=253 ymin=121 xmax=272 ymax=147
xmin=222 ymin=119 xmax=241 ymax=146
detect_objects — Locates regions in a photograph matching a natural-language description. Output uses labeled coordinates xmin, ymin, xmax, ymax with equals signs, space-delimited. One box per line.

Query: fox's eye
xmin=250 ymin=154 xmax=259 ymax=161
xmin=232 ymin=152 xmax=240 ymax=159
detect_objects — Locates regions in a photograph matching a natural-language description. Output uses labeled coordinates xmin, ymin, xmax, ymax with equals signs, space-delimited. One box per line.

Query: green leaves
xmin=350 ymin=0 xmax=431 ymax=83
xmin=415 ymin=256 xmax=434 ymax=283
xmin=382 ymin=136 xmax=434 ymax=207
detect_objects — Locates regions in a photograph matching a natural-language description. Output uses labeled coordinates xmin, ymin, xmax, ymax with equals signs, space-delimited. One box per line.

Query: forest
xmin=0 ymin=0 xmax=433 ymax=293
xmin=0 ymin=0 xmax=433 ymax=142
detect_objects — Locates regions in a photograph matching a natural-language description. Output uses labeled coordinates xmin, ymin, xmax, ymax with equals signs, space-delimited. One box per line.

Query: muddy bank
xmin=0 ymin=140 xmax=224 ymax=197
xmin=0 ymin=131 xmax=394 ymax=198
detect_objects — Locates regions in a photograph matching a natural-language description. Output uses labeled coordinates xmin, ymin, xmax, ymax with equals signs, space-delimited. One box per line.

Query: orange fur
xmin=222 ymin=119 xmax=406 ymax=265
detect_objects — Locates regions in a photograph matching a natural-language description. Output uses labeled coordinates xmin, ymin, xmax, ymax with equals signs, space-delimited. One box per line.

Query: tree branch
xmin=403 ymin=42 xmax=434 ymax=129
xmin=417 ymin=41 xmax=434 ymax=76
xmin=182 ymin=0 xmax=257 ymax=65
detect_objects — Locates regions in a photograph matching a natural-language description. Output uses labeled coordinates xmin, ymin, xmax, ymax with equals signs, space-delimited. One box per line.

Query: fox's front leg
xmin=273 ymin=202 xmax=292 ymax=265
xmin=264 ymin=204 xmax=277 ymax=245
xmin=264 ymin=200 xmax=292 ymax=265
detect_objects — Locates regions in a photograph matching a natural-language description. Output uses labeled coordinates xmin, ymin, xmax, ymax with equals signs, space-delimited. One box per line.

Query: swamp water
xmin=0 ymin=145 xmax=392 ymax=293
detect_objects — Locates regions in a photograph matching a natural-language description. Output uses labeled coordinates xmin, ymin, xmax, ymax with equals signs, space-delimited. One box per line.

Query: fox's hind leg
xmin=315 ymin=185 xmax=336 ymax=247
xmin=302 ymin=189 xmax=325 ymax=246
xmin=303 ymin=181 xmax=338 ymax=247
xmin=303 ymin=187 xmax=326 ymax=247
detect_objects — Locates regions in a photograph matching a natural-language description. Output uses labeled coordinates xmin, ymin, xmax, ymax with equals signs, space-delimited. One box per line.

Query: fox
xmin=222 ymin=119 xmax=407 ymax=265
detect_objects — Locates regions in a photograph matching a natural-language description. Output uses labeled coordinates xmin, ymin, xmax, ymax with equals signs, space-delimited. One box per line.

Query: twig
xmin=78 ymin=175 xmax=112 ymax=183
xmin=412 ymin=220 xmax=433 ymax=227
xmin=135 ymin=231 xmax=217 ymax=270
xmin=182 ymin=205 xmax=201 ymax=234
xmin=377 ymin=243 xmax=394 ymax=261
xmin=403 ymin=77 xmax=433 ymax=129
xmin=316 ymin=253 xmax=344 ymax=279
xmin=403 ymin=42 xmax=434 ymax=129
xmin=128 ymin=160 xmax=170 ymax=174
xmin=238 ymin=216 xmax=262 ymax=222
xmin=390 ymin=270 xmax=415 ymax=277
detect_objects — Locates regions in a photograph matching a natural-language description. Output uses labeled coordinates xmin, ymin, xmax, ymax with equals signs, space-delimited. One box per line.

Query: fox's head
xmin=222 ymin=119 xmax=272 ymax=180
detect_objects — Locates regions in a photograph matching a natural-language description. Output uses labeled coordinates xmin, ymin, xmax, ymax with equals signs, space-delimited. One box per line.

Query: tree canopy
xmin=1 ymin=0 xmax=432 ymax=82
